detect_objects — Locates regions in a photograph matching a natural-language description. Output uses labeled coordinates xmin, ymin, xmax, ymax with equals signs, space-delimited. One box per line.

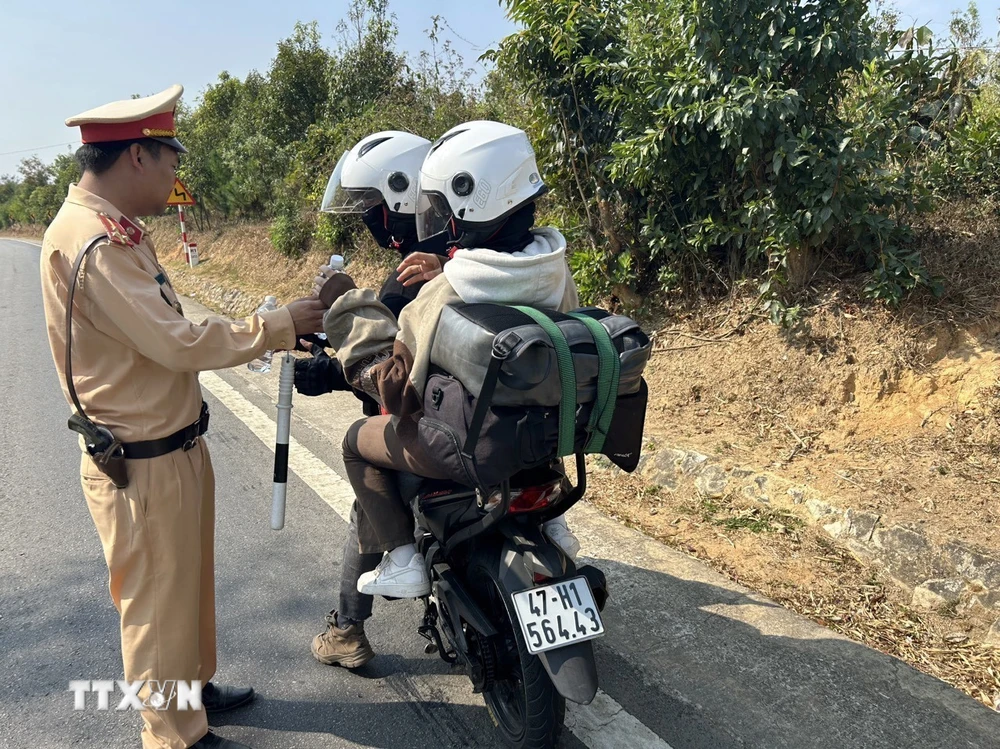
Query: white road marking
xmin=567 ymin=689 xmax=674 ymax=748
xmin=198 ymin=367 xmax=674 ymax=749
xmin=200 ymin=370 xmax=355 ymax=522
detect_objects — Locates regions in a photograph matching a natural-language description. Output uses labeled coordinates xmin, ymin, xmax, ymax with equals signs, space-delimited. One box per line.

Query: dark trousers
xmin=338 ymin=502 xmax=381 ymax=622
xmin=342 ymin=415 xmax=447 ymax=554
xmin=337 ymin=472 xmax=428 ymax=622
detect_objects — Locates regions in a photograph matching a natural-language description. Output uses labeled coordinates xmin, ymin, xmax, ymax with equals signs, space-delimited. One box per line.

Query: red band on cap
xmin=80 ymin=111 xmax=176 ymax=144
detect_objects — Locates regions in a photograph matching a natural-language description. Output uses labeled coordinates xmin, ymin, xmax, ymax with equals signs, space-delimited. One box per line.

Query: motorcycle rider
xmin=316 ymin=120 xmax=582 ymax=601
xmin=292 ymin=130 xmax=447 ymax=669
xmin=295 ymin=130 xmax=449 ymax=402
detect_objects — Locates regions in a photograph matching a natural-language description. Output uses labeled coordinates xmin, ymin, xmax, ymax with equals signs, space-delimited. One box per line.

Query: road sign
xmin=167 ymin=178 xmax=195 ymax=206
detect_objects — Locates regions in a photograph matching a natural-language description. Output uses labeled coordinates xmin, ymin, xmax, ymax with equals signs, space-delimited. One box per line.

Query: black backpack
xmin=417 ymin=303 xmax=651 ymax=491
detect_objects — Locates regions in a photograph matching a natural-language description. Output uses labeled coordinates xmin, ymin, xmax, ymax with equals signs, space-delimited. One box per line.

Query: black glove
xmin=294 ymin=333 xmax=329 ymax=352
xmin=294 ymin=343 xmax=348 ymax=396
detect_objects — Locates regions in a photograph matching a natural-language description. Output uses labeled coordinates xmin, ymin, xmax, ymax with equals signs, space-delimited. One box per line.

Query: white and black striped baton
xmin=271 ymin=352 xmax=295 ymax=530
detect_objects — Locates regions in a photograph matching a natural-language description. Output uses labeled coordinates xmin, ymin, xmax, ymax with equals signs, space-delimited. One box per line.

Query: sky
xmin=0 ymin=0 xmax=517 ymax=177
xmin=0 ymin=0 xmax=997 ymax=179
xmin=895 ymin=0 xmax=999 ymax=38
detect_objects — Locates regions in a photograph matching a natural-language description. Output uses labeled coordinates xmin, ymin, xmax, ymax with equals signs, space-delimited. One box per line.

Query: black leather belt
xmin=122 ymin=403 xmax=210 ymax=460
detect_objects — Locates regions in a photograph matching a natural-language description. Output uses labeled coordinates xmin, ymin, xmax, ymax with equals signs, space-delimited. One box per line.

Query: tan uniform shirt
xmin=40 ymin=184 xmax=295 ymax=443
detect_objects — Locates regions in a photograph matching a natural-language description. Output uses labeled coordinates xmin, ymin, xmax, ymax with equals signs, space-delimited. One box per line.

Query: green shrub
xmin=269 ymin=211 xmax=312 ymax=257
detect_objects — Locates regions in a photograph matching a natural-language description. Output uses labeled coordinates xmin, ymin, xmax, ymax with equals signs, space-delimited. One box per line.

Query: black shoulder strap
xmin=64 ymin=234 xmax=111 ymax=417
xmin=461 ymin=330 xmax=520 ymax=458
xmin=462 ymin=351 xmax=505 ymax=458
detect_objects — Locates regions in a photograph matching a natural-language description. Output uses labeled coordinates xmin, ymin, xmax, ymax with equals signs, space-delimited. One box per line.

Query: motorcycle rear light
xmin=509 ymin=481 xmax=562 ymax=514
xmin=481 ymin=480 xmax=563 ymax=514
xmin=533 ymin=572 xmax=550 ymax=583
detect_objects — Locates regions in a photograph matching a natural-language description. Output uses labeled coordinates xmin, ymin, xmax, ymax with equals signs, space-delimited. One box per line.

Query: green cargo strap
xmin=569 ymin=313 xmax=621 ymax=453
xmin=512 ymin=306 xmax=577 ymax=457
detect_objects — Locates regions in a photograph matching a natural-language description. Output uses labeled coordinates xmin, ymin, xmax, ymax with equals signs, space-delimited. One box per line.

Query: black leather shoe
xmin=202 ymin=682 xmax=255 ymax=713
xmin=188 ymin=730 xmax=252 ymax=748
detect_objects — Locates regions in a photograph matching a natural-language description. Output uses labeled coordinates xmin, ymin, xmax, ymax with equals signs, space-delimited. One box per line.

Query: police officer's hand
xmin=397 ymin=252 xmax=444 ymax=287
xmin=294 ymin=341 xmax=349 ymax=396
xmin=285 ymin=297 xmax=328 ymax=337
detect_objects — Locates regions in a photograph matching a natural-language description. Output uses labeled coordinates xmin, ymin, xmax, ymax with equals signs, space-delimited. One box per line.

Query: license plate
xmin=511 ymin=577 xmax=605 ymax=655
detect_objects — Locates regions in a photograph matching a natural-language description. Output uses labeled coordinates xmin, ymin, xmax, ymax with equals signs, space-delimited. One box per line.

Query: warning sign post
xmin=167 ymin=179 xmax=196 ymax=266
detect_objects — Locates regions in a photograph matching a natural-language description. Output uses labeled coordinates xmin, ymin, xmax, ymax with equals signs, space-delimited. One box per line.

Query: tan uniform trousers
xmin=81 ymin=438 xmax=216 ymax=749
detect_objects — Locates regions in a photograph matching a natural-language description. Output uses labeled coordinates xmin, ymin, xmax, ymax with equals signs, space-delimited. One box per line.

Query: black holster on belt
xmin=68 ymin=412 xmax=129 ymax=488
xmin=64 ymin=234 xmax=130 ymax=488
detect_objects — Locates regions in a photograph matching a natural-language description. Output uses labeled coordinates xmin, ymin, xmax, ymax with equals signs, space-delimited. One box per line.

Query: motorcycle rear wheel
xmin=469 ymin=556 xmax=565 ymax=749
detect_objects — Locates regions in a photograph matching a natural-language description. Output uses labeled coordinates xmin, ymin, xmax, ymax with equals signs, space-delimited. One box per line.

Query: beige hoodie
xmin=322 ymin=227 xmax=579 ymax=416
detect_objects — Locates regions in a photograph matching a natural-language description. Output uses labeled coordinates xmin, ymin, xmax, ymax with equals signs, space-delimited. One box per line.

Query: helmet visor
xmin=415 ymin=190 xmax=453 ymax=241
xmin=320 ymin=151 xmax=385 ymax=213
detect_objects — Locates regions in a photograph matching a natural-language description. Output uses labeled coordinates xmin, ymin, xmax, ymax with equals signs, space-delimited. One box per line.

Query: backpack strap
xmin=569 ymin=312 xmax=621 ymax=454
xmin=513 ymin=306 xmax=577 ymax=457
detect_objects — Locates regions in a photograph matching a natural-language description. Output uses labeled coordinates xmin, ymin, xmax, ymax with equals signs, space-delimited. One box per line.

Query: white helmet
xmin=320 ymin=131 xmax=431 ymax=215
xmin=415 ymin=120 xmax=547 ymax=241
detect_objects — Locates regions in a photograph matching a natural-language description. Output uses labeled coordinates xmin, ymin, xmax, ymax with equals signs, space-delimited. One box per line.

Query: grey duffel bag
xmin=418 ymin=303 xmax=652 ymax=491
xmin=428 ymin=303 xmax=651 ymax=407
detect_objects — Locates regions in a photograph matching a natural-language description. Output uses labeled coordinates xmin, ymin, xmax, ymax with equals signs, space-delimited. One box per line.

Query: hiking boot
xmin=311 ymin=610 xmax=375 ymax=668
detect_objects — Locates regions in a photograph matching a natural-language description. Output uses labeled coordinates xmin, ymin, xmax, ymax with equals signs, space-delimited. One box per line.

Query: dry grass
xmin=587 ymin=463 xmax=1000 ymax=712
xmin=910 ymin=198 xmax=1000 ymax=326
xmin=148 ymin=217 xmax=396 ymax=313
xmin=780 ymin=565 xmax=1000 ymax=712
xmin=1 ymin=224 xmax=46 ymax=241
xmin=629 ymin=269 xmax=1000 ymax=550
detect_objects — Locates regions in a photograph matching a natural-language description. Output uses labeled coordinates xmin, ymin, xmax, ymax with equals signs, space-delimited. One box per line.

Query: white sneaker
xmin=357 ymin=551 xmax=430 ymax=598
xmin=543 ymin=515 xmax=581 ymax=561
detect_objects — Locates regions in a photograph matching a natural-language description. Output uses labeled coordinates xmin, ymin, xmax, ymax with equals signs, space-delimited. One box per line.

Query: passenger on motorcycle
xmin=316 ymin=121 xmax=582 ymax=606
xmin=292 ymin=130 xmax=447 ymax=669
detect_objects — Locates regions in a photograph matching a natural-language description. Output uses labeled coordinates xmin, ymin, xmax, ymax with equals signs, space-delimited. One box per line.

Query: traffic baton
xmin=271 ymin=352 xmax=295 ymax=530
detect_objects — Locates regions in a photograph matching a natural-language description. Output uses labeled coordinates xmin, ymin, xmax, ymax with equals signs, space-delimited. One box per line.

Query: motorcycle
xmin=412 ymin=454 xmax=608 ymax=749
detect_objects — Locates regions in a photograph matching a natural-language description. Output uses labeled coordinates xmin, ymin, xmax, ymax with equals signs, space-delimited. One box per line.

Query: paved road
xmin=1 ymin=237 xmax=998 ymax=749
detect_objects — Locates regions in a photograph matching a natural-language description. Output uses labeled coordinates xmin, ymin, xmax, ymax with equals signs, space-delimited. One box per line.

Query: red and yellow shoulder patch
xmin=97 ymin=213 xmax=135 ymax=247
xmin=118 ymin=215 xmax=144 ymax=245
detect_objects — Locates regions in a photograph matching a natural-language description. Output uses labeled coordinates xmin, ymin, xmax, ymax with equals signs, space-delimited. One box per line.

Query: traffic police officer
xmin=39 ymin=85 xmax=326 ymax=749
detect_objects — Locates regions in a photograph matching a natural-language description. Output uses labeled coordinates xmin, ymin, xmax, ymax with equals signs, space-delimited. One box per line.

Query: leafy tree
xmin=17 ymin=156 xmax=53 ymax=189
xmin=264 ymin=22 xmax=333 ymax=144
xmin=494 ymin=0 xmax=946 ymax=305
xmin=487 ymin=0 xmax=631 ymax=274
xmin=327 ymin=0 xmax=404 ymax=121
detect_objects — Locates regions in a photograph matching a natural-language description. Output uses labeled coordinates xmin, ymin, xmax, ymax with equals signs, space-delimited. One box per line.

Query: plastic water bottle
xmin=248 ymin=295 xmax=278 ymax=373
xmin=315 ymin=255 xmax=344 ymax=343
